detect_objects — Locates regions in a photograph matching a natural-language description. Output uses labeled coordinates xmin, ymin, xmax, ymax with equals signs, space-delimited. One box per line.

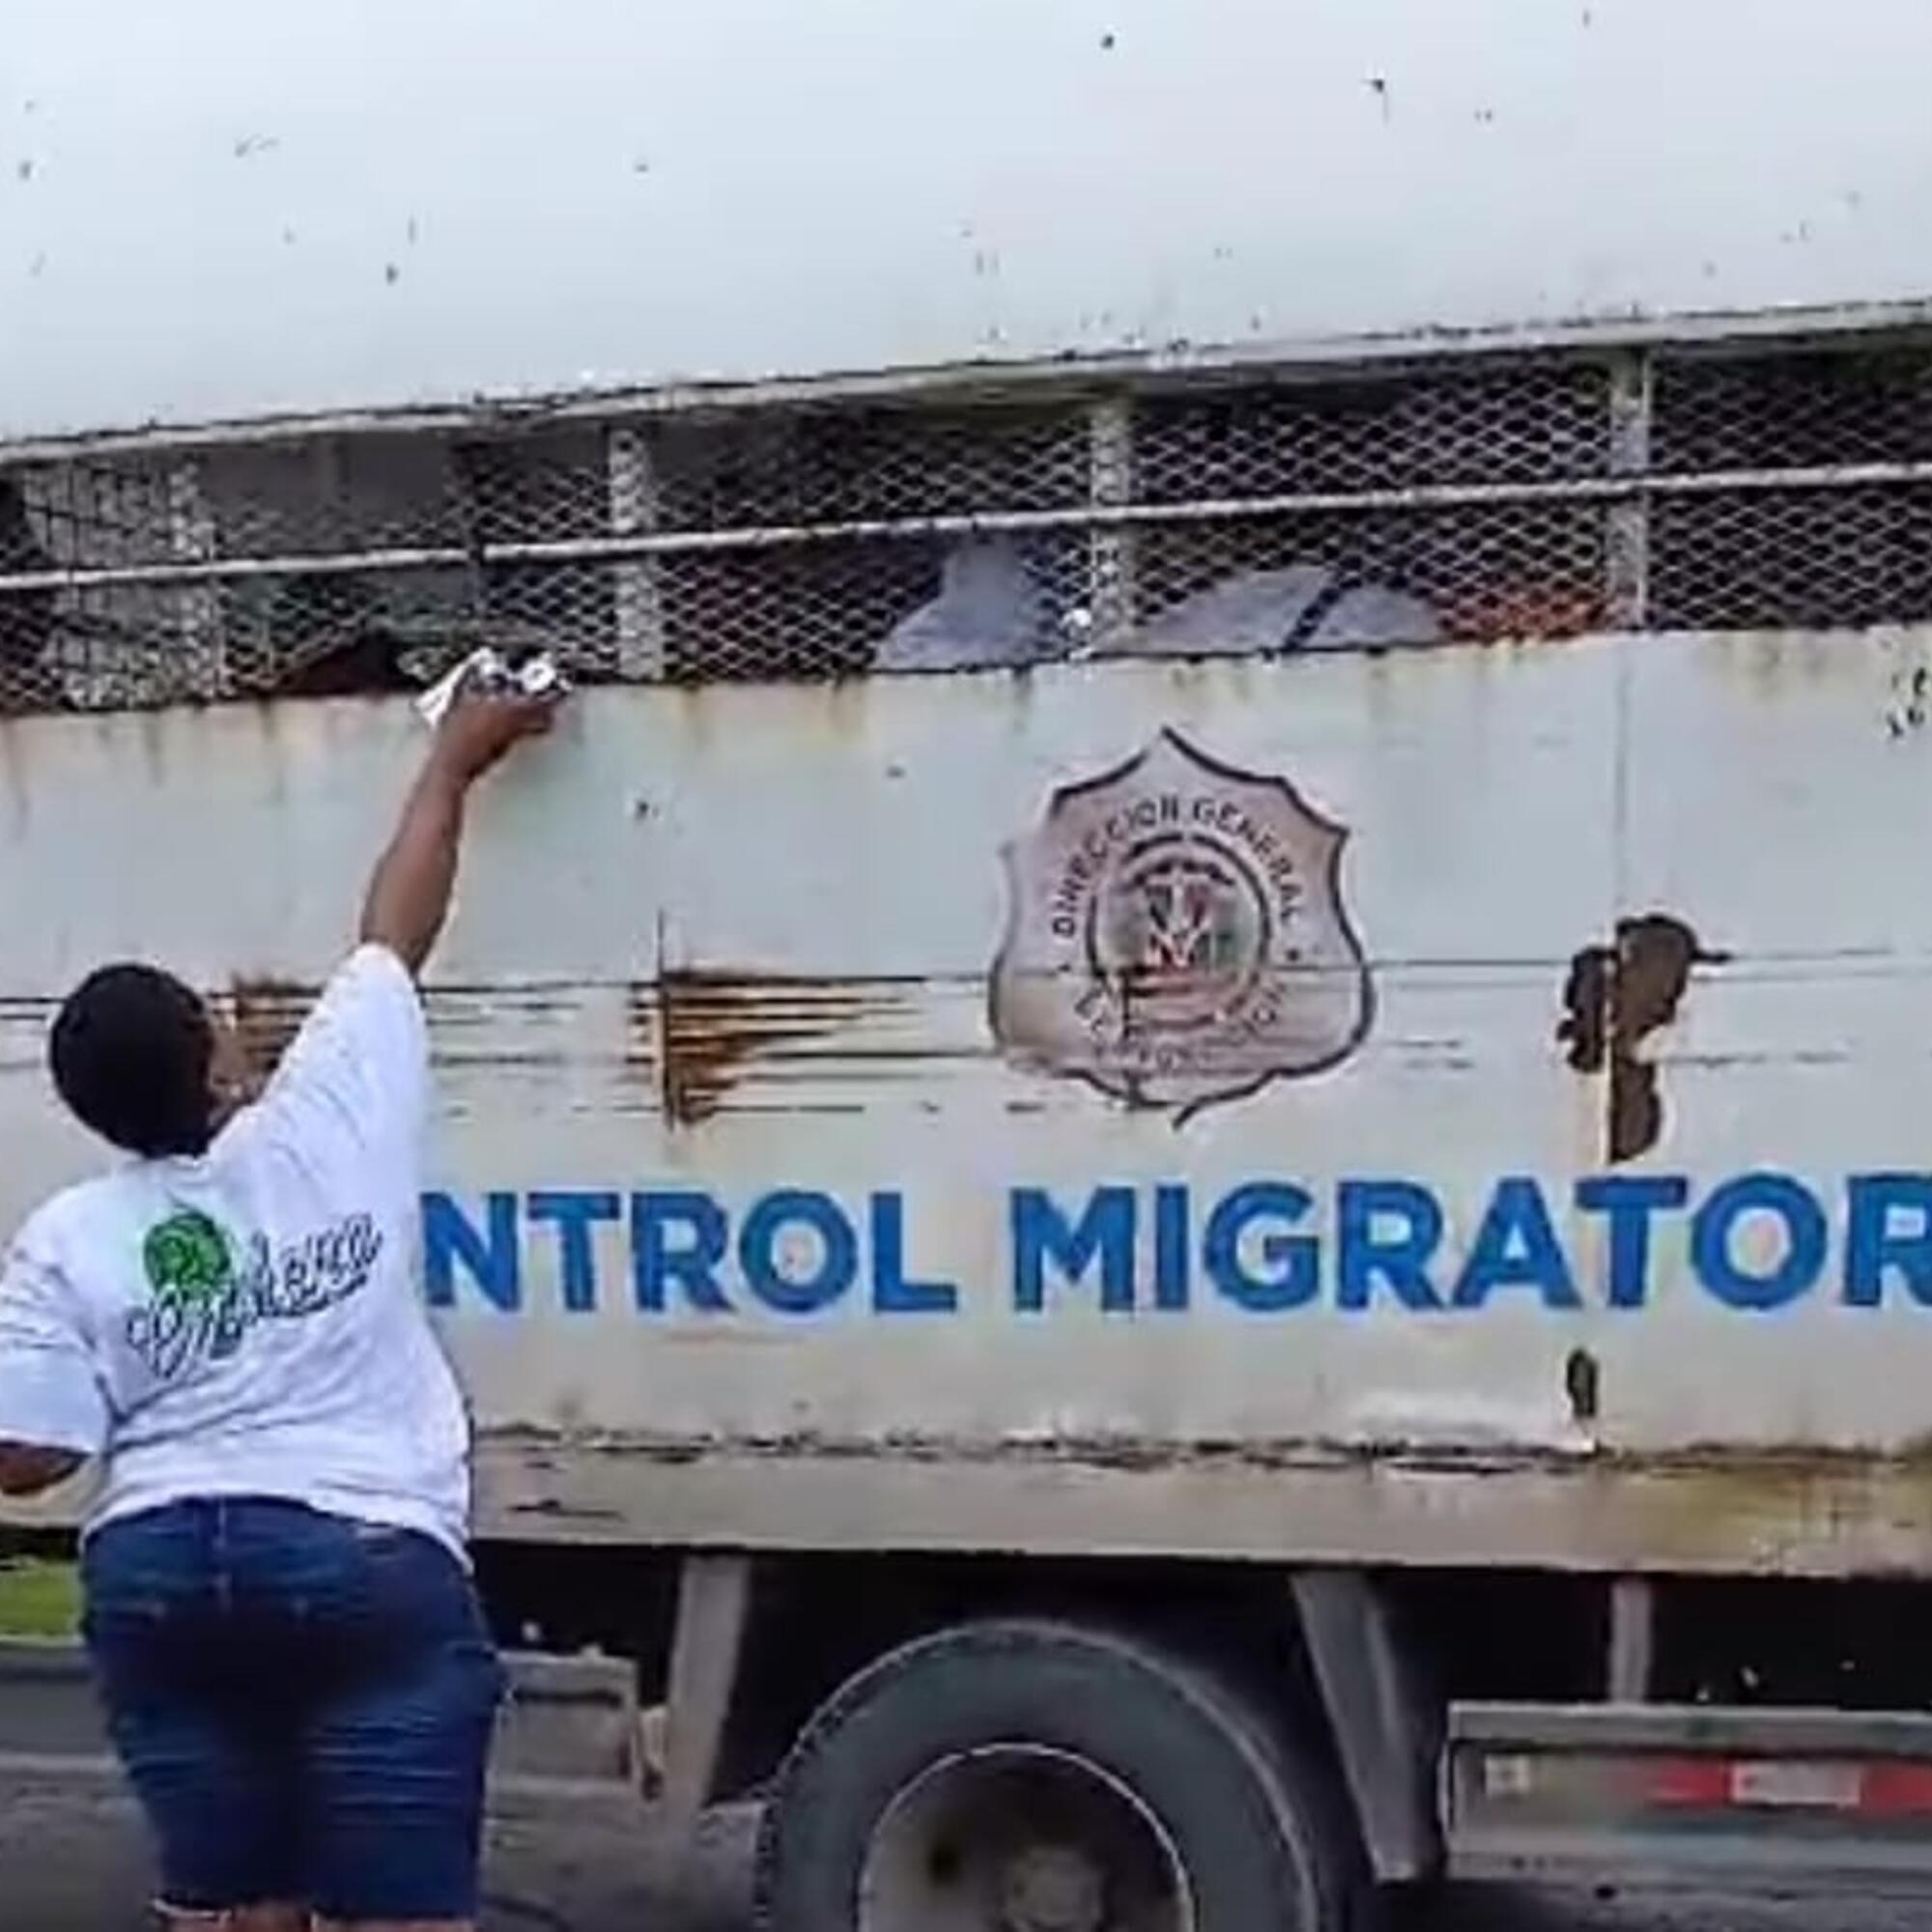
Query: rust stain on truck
xmin=654 ymin=970 xmax=914 ymax=1125
xmin=229 ymin=975 xmax=311 ymax=1082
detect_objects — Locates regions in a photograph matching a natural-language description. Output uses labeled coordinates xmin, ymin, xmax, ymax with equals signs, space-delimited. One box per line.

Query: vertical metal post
xmin=1294 ymin=1569 xmax=1443 ymax=1883
xmin=610 ymin=425 xmax=665 ymax=680
xmin=1088 ymin=396 xmax=1136 ymax=651
xmin=657 ymin=1553 xmax=753 ymax=1851
xmin=1608 ymin=1575 xmax=1655 ymax=1703
xmin=1605 ymin=352 xmax=1653 ymax=632
xmin=168 ymin=459 xmax=223 ymax=698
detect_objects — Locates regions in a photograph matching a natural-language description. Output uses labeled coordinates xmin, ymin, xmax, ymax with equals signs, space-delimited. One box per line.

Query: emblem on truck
xmin=991 ymin=729 xmax=1371 ymax=1115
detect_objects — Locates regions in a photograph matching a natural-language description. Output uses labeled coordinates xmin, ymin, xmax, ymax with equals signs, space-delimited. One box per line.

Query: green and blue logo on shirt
xmin=143 ymin=1210 xmax=236 ymax=1316
xmin=128 ymin=1208 xmax=383 ymax=1381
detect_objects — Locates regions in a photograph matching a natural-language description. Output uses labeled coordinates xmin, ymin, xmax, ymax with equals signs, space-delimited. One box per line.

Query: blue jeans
xmin=82 ymin=1498 xmax=504 ymax=1921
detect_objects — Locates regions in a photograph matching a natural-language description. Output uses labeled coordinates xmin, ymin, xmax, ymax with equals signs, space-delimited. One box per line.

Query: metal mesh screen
xmin=1650 ymin=485 xmax=1932 ymax=633
xmin=1134 ymin=500 xmax=1607 ymax=645
xmin=1652 ymin=348 xmax=1932 ymax=472
xmin=1135 ymin=362 xmax=1610 ymax=499
xmin=1647 ymin=345 xmax=1932 ymax=632
xmin=648 ymin=404 xmax=1091 ymax=530
xmin=5 ymin=334 xmax=1932 ymax=713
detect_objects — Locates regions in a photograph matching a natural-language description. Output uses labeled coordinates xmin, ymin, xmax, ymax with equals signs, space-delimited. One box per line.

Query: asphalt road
xmin=8 ymin=1770 xmax=1932 ymax=1932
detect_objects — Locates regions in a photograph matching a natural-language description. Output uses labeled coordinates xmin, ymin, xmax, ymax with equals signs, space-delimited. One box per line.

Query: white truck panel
xmin=7 ymin=0 xmax=1932 ymax=438
xmin=1 ymin=635 xmax=1929 ymax=1572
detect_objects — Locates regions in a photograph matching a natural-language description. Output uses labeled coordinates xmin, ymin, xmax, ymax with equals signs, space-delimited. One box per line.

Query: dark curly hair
xmin=49 ymin=965 xmax=215 ymax=1158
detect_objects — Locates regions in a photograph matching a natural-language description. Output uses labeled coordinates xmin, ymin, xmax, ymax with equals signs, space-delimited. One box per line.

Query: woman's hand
xmin=431 ymin=681 xmax=559 ymax=783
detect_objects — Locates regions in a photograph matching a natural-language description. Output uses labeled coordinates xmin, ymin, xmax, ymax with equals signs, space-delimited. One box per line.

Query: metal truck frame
xmin=13 ymin=306 xmax=1932 ymax=1926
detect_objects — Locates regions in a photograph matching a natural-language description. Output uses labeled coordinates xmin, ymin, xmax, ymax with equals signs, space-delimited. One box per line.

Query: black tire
xmin=753 ymin=1618 xmax=1357 ymax=1932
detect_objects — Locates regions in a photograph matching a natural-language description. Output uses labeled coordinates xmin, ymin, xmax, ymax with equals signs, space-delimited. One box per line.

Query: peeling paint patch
xmin=471 ymin=1431 xmax=1932 ymax=1575
xmin=1556 ymin=947 xmax=1611 ymax=1077
xmin=478 ymin=1423 xmax=1932 ymax=1482
xmin=1565 ymin=1347 xmax=1601 ymax=1425
xmin=1558 ymin=914 xmax=1723 ymax=1163
xmin=1887 ymin=663 xmax=1929 ymax=737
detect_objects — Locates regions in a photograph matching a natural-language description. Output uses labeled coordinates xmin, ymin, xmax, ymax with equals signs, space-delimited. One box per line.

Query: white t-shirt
xmin=0 ymin=945 xmax=470 ymax=1556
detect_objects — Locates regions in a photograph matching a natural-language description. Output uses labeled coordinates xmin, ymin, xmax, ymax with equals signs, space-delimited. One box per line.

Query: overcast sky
xmin=5 ymin=0 xmax=1931 ymax=434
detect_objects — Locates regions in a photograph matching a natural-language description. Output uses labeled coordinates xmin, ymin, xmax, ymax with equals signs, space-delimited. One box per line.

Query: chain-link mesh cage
xmin=1133 ymin=499 xmax=1608 ymax=646
xmin=1647 ymin=345 xmax=1932 ymax=632
xmin=1650 ymin=484 xmax=1932 ymax=634
xmin=649 ymin=402 xmax=1093 ymax=531
xmin=1135 ymin=361 xmax=1611 ymax=500
xmin=6 ymin=333 xmax=1932 ymax=714
xmin=1652 ymin=346 xmax=1932 ymax=472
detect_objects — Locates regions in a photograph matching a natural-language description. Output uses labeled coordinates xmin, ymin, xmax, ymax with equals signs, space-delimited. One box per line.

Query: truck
xmin=12 ymin=2 xmax=1932 ymax=1925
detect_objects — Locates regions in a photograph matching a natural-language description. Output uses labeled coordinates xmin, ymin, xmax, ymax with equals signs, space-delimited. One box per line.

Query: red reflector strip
xmin=1642 ymin=1757 xmax=1932 ymax=1815
xmin=1646 ymin=1758 xmax=1733 ymax=1807
xmin=1860 ymin=1763 xmax=1932 ymax=1818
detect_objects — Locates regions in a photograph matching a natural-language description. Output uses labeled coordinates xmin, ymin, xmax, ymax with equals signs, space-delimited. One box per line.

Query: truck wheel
xmin=754 ymin=1619 xmax=1355 ymax=1932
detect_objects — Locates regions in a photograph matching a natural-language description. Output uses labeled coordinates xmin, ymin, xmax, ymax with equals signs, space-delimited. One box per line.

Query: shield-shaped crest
xmin=990 ymin=729 xmax=1372 ymax=1116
